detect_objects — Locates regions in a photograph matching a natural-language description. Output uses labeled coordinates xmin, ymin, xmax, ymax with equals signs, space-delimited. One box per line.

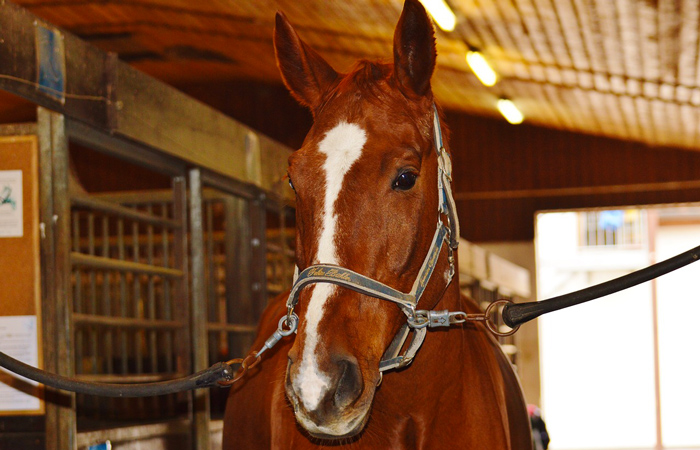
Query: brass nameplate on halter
xmin=306 ymin=267 xmax=353 ymax=282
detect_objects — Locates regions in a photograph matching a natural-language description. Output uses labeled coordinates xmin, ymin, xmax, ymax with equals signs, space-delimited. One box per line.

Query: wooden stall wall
xmin=446 ymin=112 xmax=700 ymax=242
xmin=174 ymin=80 xmax=700 ymax=243
xmin=179 ymin=81 xmax=313 ymax=151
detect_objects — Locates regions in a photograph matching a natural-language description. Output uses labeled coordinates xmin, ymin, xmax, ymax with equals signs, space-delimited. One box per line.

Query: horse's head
xmin=275 ymin=0 xmax=455 ymax=439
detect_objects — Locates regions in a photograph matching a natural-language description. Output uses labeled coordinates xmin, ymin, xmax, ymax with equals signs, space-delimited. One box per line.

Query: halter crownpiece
xmin=254 ymin=104 xmax=469 ymax=372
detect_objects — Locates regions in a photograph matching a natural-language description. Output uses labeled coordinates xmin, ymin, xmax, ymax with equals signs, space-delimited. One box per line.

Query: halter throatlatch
xmin=253 ymin=104 xmax=470 ymax=372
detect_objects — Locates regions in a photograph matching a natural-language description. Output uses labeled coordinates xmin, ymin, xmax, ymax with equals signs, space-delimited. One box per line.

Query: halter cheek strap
xmin=255 ymin=104 xmax=461 ymax=372
xmin=433 ymin=104 xmax=460 ymax=250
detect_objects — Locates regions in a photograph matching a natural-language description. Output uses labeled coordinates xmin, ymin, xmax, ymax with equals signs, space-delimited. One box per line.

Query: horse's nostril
xmin=287 ymin=347 xmax=299 ymax=365
xmin=334 ymin=359 xmax=363 ymax=409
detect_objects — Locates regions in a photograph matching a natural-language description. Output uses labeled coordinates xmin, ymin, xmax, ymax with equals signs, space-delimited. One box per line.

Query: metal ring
xmin=220 ymin=353 xmax=261 ymax=386
xmin=278 ymin=313 xmax=298 ymax=336
xmin=485 ymin=299 xmax=520 ymax=337
xmin=408 ymin=312 xmax=429 ymax=329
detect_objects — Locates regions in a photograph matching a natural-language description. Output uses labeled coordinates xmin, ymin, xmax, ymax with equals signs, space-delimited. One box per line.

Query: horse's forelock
xmin=350 ymin=60 xmax=393 ymax=88
xmin=326 ymin=61 xmax=394 ymax=105
xmin=319 ymin=59 xmax=435 ymax=144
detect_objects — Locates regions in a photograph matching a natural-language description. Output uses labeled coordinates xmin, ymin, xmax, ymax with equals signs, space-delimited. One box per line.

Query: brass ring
xmin=219 ymin=353 xmax=261 ymax=386
xmin=485 ymin=299 xmax=520 ymax=337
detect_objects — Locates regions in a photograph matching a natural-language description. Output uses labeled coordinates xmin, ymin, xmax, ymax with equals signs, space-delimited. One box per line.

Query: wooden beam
xmin=455 ymin=179 xmax=700 ymax=200
xmin=0 ymin=1 xmax=292 ymax=201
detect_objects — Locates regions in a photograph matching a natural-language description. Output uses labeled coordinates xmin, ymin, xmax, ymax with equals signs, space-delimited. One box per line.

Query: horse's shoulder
xmin=457 ymin=293 xmax=532 ymax=449
xmin=222 ymin=292 xmax=295 ymax=450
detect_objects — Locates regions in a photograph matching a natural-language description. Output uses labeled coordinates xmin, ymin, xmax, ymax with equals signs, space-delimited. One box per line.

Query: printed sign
xmin=0 ymin=316 xmax=41 ymax=413
xmin=0 ymin=170 xmax=23 ymax=237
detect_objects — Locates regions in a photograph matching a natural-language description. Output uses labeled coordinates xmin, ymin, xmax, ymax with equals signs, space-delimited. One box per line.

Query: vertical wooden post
xmin=250 ymin=195 xmax=268 ymax=320
xmin=172 ymin=175 xmax=192 ymax=446
xmin=226 ymin=196 xmax=253 ymax=357
xmin=188 ymin=169 xmax=210 ymax=450
xmin=38 ymin=107 xmax=76 ymax=450
xmin=38 ymin=108 xmax=58 ymax=450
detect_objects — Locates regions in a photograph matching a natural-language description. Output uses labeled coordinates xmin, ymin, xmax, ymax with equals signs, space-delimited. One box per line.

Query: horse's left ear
xmin=274 ymin=11 xmax=339 ymax=111
xmin=393 ymin=0 xmax=437 ymax=98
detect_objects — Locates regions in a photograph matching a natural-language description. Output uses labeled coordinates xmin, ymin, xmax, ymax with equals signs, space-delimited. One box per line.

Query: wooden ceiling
xmin=14 ymin=0 xmax=700 ymax=151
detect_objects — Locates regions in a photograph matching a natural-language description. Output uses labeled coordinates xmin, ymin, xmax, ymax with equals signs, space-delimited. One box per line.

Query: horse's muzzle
xmin=285 ymin=354 xmax=373 ymax=438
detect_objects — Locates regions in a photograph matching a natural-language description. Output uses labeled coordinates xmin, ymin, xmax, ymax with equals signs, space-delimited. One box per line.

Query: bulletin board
xmin=0 ymin=135 xmax=44 ymax=415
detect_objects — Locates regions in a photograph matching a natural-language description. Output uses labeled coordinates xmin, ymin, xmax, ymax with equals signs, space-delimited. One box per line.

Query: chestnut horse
xmin=223 ymin=1 xmax=531 ymax=448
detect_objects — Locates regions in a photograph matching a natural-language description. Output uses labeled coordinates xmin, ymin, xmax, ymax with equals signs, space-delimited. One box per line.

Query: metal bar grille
xmin=69 ymin=189 xmax=188 ymax=422
xmin=65 ymin=181 xmax=293 ymax=435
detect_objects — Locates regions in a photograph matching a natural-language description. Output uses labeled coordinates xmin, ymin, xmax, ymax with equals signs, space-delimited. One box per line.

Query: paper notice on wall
xmin=0 ymin=170 xmax=23 ymax=238
xmin=0 ymin=316 xmax=41 ymax=412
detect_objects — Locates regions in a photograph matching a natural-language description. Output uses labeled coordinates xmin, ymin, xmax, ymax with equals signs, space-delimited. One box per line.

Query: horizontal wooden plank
xmin=72 ymin=195 xmax=181 ymax=228
xmin=71 ymin=252 xmax=184 ymax=278
xmin=487 ymin=253 xmax=531 ymax=298
xmin=73 ymin=313 xmax=184 ymax=330
xmin=206 ymin=322 xmax=257 ymax=333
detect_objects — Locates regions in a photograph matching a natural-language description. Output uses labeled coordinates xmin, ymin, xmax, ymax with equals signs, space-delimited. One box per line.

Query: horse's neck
xmin=433 ymin=277 xmax=465 ymax=312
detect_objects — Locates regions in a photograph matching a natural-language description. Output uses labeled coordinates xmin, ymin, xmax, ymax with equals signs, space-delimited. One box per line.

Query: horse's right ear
xmin=274 ymin=12 xmax=339 ymax=111
xmin=392 ymin=0 xmax=436 ymax=98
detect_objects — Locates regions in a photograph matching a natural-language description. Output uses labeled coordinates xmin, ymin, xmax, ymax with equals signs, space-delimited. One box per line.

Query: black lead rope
xmin=0 ymin=352 xmax=235 ymax=397
xmin=502 ymin=243 xmax=700 ymax=329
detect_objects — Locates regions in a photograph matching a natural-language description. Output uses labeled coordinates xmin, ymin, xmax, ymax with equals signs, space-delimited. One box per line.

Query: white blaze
xmin=295 ymin=121 xmax=366 ymax=411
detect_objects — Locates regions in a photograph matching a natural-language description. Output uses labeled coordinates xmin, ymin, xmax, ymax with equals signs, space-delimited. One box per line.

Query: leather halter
xmin=256 ymin=104 xmax=462 ymax=372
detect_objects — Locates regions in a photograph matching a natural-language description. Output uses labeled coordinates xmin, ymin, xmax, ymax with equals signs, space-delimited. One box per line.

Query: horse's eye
xmin=392 ymin=171 xmax=418 ymax=191
xmin=288 ymin=176 xmax=296 ymax=192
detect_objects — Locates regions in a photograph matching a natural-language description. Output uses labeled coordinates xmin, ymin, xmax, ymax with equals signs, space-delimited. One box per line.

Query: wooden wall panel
xmin=179 ymin=81 xmax=313 ymax=151
xmin=69 ymin=144 xmax=171 ymax=193
xmin=446 ymin=112 xmax=700 ymax=241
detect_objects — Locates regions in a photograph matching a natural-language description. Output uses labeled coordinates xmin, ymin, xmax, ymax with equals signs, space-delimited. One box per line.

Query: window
xmin=579 ymin=209 xmax=644 ymax=248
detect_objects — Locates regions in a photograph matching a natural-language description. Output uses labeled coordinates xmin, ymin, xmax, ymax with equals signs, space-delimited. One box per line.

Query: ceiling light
xmin=466 ymin=50 xmax=497 ymax=86
xmin=497 ymin=98 xmax=524 ymax=125
xmin=419 ymin=0 xmax=457 ymax=32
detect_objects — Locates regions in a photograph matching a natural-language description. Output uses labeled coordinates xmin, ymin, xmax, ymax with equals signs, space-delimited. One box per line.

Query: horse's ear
xmin=274 ymin=12 xmax=339 ymax=110
xmin=393 ymin=0 xmax=437 ymax=98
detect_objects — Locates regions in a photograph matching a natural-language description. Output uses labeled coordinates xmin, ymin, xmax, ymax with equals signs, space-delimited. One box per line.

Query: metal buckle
xmin=437 ymin=147 xmax=452 ymax=181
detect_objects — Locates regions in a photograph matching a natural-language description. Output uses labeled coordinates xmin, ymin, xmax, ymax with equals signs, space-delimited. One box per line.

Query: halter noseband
xmin=257 ymin=104 xmax=461 ymax=372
